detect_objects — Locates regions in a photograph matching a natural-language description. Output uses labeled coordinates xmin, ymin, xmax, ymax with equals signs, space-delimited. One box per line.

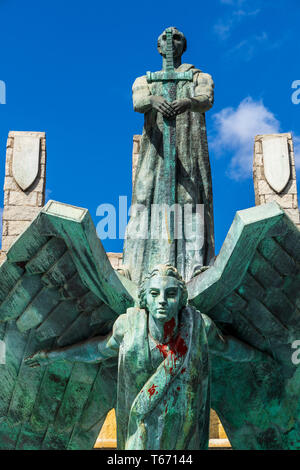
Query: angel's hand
xmin=24 ymin=350 xmax=50 ymax=368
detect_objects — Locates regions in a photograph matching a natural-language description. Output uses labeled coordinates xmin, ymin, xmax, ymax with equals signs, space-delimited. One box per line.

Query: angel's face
xmin=145 ymin=275 xmax=182 ymax=323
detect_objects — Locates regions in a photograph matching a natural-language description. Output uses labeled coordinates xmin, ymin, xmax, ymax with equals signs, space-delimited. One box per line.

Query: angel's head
xmin=138 ymin=264 xmax=188 ymax=322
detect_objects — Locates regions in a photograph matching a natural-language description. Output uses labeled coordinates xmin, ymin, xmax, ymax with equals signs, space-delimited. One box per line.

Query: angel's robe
xmin=123 ymin=64 xmax=215 ymax=283
xmin=101 ymin=306 xmax=260 ymax=450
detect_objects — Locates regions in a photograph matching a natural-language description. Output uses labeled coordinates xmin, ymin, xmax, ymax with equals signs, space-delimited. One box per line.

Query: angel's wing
xmin=188 ymin=202 xmax=300 ymax=450
xmin=0 ymin=200 xmax=137 ymax=450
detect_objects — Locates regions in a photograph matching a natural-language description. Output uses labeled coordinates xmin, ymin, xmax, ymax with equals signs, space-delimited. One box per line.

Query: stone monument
xmin=123 ymin=27 xmax=215 ymax=284
xmin=0 ymin=27 xmax=300 ymax=451
xmin=0 ymin=131 xmax=46 ymax=264
xmin=253 ymin=132 xmax=300 ymax=228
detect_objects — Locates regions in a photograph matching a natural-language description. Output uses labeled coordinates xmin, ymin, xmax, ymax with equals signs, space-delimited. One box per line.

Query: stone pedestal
xmin=0 ymin=131 xmax=46 ymax=262
xmin=253 ymin=133 xmax=300 ymax=228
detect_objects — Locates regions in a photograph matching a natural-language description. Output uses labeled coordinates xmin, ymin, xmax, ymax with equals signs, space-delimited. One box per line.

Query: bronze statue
xmin=123 ymin=27 xmax=215 ymax=283
xmin=25 ymin=264 xmax=264 ymax=450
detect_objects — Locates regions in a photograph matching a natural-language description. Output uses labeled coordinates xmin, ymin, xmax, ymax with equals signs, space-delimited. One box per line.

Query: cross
xmin=146 ymin=28 xmax=193 ymax=265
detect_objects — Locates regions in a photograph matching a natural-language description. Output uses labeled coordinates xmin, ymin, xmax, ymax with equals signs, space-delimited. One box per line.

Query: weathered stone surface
xmin=12 ymin=135 xmax=41 ymax=191
xmin=7 ymin=220 xmax=31 ymax=236
xmin=0 ymin=252 xmax=6 ymax=265
xmin=1 ymin=235 xmax=18 ymax=251
xmin=2 ymin=221 xmax=8 ymax=237
xmin=253 ymin=133 xmax=300 ymax=229
xmin=4 ymin=175 xmax=45 ymax=192
xmin=264 ymin=193 xmax=293 ymax=207
xmin=262 ymin=135 xmax=290 ymax=193
xmin=3 ymin=206 xmax=41 ymax=221
xmin=285 ymin=208 xmax=300 ymax=224
xmin=107 ymin=252 xmax=123 ymax=269
xmin=9 ymin=191 xmax=38 ymax=206
xmin=1 ymin=132 xmax=47 ymax=254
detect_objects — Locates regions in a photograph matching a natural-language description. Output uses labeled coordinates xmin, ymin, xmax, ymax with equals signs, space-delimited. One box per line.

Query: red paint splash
xmin=156 ymin=343 xmax=169 ymax=359
xmin=148 ymin=384 xmax=158 ymax=398
xmin=155 ymin=317 xmax=188 ymax=376
xmin=177 ymin=386 xmax=181 ymax=391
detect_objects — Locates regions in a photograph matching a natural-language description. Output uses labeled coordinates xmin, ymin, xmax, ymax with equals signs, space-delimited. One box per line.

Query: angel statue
xmin=0 ymin=25 xmax=300 ymax=451
xmin=0 ymin=198 xmax=299 ymax=450
xmin=25 ymin=264 xmax=265 ymax=450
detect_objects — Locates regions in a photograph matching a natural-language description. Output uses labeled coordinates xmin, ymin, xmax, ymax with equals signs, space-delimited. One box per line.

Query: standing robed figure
xmin=123 ymin=27 xmax=215 ymax=283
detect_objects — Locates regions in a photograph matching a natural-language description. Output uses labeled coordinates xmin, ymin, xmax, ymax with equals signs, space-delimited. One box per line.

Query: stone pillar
xmin=107 ymin=253 xmax=123 ymax=270
xmin=253 ymin=133 xmax=300 ymax=228
xmin=106 ymin=136 xmax=142 ymax=272
xmin=0 ymin=131 xmax=46 ymax=261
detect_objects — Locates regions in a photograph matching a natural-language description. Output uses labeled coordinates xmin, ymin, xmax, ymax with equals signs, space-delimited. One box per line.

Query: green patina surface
xmin=0 ymin=28 xmax=300 ymax=452
xmin=123 ymin=27 xmax=215 ymax=283
xmin=146 ymin=28 xmax=193 ymax=265
xmin=0 ymin=200 xmax=299 ymax=449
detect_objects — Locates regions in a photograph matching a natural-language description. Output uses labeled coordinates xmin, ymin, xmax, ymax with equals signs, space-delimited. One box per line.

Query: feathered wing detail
xmin=188 ymin=202 xmax=300 ymax=450
xmin=0 ymin=200 xmax=137 ymax=450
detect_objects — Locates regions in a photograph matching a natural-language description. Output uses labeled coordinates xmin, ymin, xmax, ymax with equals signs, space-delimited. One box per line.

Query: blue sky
xmin=0 ymin=0 xmax=299 ymax=254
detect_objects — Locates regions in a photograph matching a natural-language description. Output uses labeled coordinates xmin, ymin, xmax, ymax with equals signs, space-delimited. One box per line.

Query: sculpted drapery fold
xmin=116 ymin=307 xmax=211 ymax=450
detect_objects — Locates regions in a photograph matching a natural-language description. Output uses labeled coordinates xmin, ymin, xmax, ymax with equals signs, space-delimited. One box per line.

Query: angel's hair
xmin=138 ymin=263 xmax=188 ymax=311
xmin=157 ymin=27 xmax=187 ymax=55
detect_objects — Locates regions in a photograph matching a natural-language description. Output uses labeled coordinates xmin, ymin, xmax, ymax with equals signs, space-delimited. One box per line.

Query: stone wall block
xmin=254 ymin=140 xmax=262 ymax=155
xmin=254 ymin=133 xmax=299 ymax=229
xmin=9 ymin=190 xmax=38 ymax=206
xmin=7 ymin=220 xmax=31 ymax=236
xmin=285 ymin=208 xmax=300 ymax=225
xmin=6 ymin=137 xmax=14 ymax=149
xmin=4 ymin=191 xmax=9 ymax=206
xmin=264 ymin=194 xmax=293 ymax=208
xmin=1 ymin=236 xmax=18 ymax=252
xmin=1 ymin=131 xmax=47 ymax=256
xmin=2 ymin=221 xmax=8 ymax=237
xmin=3 ymin=206 xmax=41 ymax=222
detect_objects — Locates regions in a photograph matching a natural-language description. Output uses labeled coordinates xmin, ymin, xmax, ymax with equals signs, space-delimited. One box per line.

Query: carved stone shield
xmin=262 ymin=135 xmax=290 ymax=194
xmin=12 ymin=135 xmax=40 ymax=191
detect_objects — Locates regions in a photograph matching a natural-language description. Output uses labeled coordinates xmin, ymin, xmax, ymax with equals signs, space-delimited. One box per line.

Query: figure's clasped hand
xmin=24 ymin=350 xmax=50 ymax=368
xmin=149 ymin=95 xmax=176 ymax=118
xmin=171 ymin=98 xmax=191 ymax=115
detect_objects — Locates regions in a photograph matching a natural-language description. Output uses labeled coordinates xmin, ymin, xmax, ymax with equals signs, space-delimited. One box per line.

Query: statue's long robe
xmin=116 ymin=306 xmax=211 ymax=450
xmin=123 ymin=64 xmax=215 ymax=283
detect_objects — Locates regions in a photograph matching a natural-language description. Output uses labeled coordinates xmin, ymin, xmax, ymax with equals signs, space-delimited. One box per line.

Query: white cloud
xmin=226 ymin=32 xmax=285 ymax=61
xmin=211 ymin=97 xmax=281 ymax=180
xmin=214 ymin=7 xmax=260 ymax=40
